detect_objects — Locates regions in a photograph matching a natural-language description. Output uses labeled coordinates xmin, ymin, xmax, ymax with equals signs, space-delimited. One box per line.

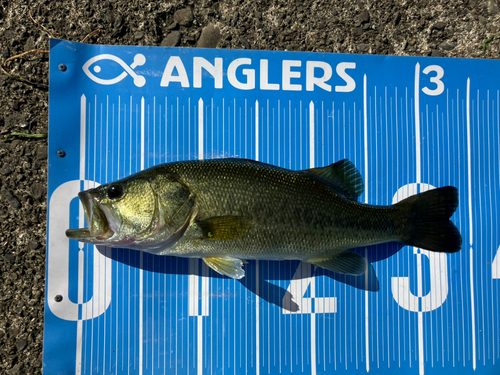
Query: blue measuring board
xmin=46 ymin=39 xmax=500 ymax=375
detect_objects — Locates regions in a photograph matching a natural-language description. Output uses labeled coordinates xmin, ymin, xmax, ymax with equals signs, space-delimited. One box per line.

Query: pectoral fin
xmin=203 ymin=256 xmax=245 ymax=279
xmin=197 ymin=216 xmax=250 ymax=240
xmin=308 ymin=251 xmax=367 ymax=276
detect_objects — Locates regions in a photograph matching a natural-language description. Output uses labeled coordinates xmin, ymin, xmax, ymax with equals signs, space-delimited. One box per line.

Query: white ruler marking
xmin=466 ymin=78 xmax=477 ymax=370
xmin=255 ymin=99 xmax=261 ymax=375
xmin=414 ymin=63 xmax=421 ymax=184
xmin=309 ymin=100 xmax=317 ymax=375
xmin=363 ymin=74 xmax=370 ymax=373
xmin=139 ymin=97 xmax=145 ymax=375
xmin=75 ymin=94 xmax=87 ymax=375
xmin=256 ymin=100 xmax=259 ymax=161
xmin=414 ymin=63 xmax=425 ymax=375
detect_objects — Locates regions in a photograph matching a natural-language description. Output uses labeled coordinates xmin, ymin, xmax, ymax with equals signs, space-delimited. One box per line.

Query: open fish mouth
xmin=66 ymin=191 xmax=114 ymax=242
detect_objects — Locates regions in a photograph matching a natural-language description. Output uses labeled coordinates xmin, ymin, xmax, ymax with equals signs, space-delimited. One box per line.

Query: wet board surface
xmin=46 ymin=39 xmax=500 ymax=375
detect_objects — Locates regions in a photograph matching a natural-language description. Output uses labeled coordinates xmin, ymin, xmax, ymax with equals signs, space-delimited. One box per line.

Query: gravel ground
xmin=0 ymin=0 xmax=499 ymax=373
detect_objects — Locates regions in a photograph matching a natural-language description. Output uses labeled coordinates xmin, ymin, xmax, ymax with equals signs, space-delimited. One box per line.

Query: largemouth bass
xmin=66 ymin=158 xmax=462 ymax=279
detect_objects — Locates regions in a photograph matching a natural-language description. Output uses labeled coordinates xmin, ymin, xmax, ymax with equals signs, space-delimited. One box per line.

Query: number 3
xmin=422 ymin=65 xmax=444 ymax=96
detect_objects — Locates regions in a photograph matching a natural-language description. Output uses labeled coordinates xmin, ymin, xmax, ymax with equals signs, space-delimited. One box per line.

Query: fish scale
xmin=169 ymin=159 xmax=393 ymax=255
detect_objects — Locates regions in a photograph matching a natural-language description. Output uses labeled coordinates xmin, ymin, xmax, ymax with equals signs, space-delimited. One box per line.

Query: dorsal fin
xmin=306 ymin=159 xmax=364 ymax=200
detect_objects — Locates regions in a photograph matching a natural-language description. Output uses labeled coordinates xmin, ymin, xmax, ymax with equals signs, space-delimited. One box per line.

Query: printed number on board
xmin=421 ymin=65 xmax=445 ymax=96
xmin=282 ymin=262 xmax=337 ymax=314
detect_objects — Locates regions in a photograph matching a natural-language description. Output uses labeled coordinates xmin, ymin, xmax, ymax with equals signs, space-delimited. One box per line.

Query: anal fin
xmin=203 ymin=256 xmax=245 ymax=279
xmin=308 ymin=251 xmax=367 ymax=276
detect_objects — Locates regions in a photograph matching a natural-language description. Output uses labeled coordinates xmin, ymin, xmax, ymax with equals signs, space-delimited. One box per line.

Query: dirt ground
xmin=0 ymin=0 xmax=499 ymax=373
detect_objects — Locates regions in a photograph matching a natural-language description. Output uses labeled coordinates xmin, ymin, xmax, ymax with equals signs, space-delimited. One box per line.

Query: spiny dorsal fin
xmin=306 ymin=159 xmax=364 ymax=200
xmin=196 ymin=216 xmax=250 ymax=240
xmin=203 ymin=256 xmax=245 ymax=279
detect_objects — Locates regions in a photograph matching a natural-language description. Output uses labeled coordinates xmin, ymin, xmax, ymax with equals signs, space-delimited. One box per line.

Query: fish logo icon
xmin=82 ymin=53 xmax=146 ymax=87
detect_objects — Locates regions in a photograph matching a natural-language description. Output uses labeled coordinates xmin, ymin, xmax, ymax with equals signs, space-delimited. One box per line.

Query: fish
xmin=66 ymin=158 xmax=462 ymax=280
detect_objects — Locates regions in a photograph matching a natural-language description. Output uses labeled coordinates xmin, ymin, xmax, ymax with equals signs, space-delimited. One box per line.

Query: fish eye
xmin=107 ymin=183 xmax=125 ymax=200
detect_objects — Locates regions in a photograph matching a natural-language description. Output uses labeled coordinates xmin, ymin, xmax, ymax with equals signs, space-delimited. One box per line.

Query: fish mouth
xmin=66 ymin=191 xmax=114 ymax=242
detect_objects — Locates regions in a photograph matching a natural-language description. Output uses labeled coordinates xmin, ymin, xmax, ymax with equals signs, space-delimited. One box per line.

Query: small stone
xmin=478 ymin=15 xmax=487 ymax=26
xmin=24 ymin=36 xmax=35 ymax=52
xmin=6 ymin=363 xmax=22 ymax=375
xmin=185 ymin=34 xmax=198 ymax=44
xmin=3 ymin=254 xmax=15 ymax=263
xmin=7 ymin=327 xmax=19 ymax=337
xmin=488 ymin=0 xmax=499 ymax=13
xmin=10 ymin=140 xmax=20 ymax=149
xmin=166 ymin=22 xmax=179 ymax=30
xmin=197 ymin=24 xmax=221 ymax=48
xmin=16 ymin=338 xmax=27 ymax=351
xmin=105 ymin=12 xmax=114 ymax=24
xmin=1 ymin=188 xmax=21 ymax=209
xmin=114 ymin=14 xmax=123 ymax=29
xmin=31 ymin=183 xmax=45 ymax=200
xmin=439 ymin=40 xmax=457 ymax=51
xmin=240 ymin=38 xmax=251 ymax=49
xmin=3 ymin=29 xmax=15 ymax=40
xmin=111 ymin=26 xmax=126 ymax=38
xmin=29 ymin=241 xmax=39 ymax=250
xmin=0 ymin=164 xmax=12 ymax=176
xmin=351 ymin=27 xmax=363 ymax=37
xmin=357 ymin=43 xmax=370 ymax=53
xmin=5 ymin=113 xmax=26 ymax=128
xmin=286 ymin=43 xmax=300 ymax=51
xmin=2 ymin=47 xmax=9 ymax=58
xmin=35 ymin=146 xmax=47 ymax=160
xmin=174 ymin=8 xmax=194 ymax=27
xmin=393 ymin=12 xmax=402 ymax=26
xmin=161 ymin=31 xmax=181 ymax=47
xmin=134 ymin=31 xmax=144 ymax=40
xmin=431 ymin=49 xmax=444 ymax=57
xmin=357 ymin=10 xmax=370 ymax=24
xmin=433 ymin=21 xmax=446 ymax=31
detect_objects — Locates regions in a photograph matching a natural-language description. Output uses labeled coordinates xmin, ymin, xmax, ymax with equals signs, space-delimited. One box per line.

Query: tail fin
xmin=396 ymin=186 xmax=462 ymax=253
